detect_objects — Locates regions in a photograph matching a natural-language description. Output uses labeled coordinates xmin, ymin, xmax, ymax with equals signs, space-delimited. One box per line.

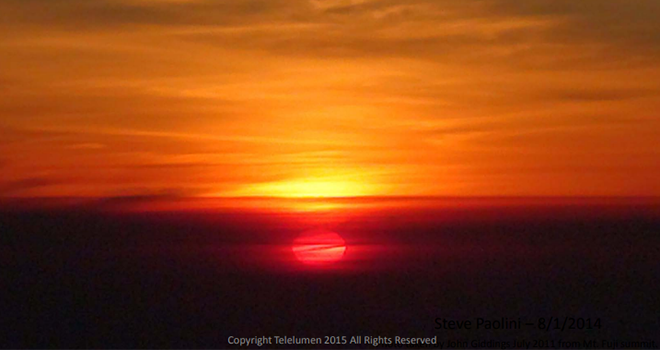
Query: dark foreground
xmin=1 ymin=198 xmax=659 ymax=348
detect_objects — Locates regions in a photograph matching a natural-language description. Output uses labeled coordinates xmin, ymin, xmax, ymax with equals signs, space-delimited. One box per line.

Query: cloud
xmin=4 ymin=0 xmax=659 ymax=72
xmin=483 ymin=0 xmax=660 ymax=55
xmin=0 ymin=0 xmax=309 ymax=29
xmin=0 ymin=177 xmax=56 ymax=195
xmin=543 ymin=88 xmax=657 ymax=102
xmin=1 ymin=0 xmax=659 ymax=197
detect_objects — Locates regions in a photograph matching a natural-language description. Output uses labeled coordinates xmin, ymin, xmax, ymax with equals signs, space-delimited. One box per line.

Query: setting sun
xmin=292 ymin=229 xmax=347 ymax=264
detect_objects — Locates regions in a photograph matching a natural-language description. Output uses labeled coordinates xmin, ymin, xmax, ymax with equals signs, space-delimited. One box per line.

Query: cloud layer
xmin=1 ymin=0 xmax=659 ymax=196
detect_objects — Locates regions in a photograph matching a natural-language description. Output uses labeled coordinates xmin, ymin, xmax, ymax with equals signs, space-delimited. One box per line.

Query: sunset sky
xmin=1 ymin=0 xmax=659 ymax=198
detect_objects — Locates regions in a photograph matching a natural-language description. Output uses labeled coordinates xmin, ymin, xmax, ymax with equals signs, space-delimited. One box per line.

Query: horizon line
xmin=2 ymin=195 xmax=660 ymax=200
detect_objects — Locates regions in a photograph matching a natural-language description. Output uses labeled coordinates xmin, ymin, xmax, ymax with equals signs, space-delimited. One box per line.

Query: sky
xmin=0 ymin=0 xmax=659 ymax=198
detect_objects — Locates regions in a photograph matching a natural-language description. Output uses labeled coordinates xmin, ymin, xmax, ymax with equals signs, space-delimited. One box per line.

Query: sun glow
xmin=234 ymin=178 xmax=376 ymax=198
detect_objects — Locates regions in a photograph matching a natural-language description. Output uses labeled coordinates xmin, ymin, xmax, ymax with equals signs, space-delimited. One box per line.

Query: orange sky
xmin=1 ymin=0 xmax=659 ymax=198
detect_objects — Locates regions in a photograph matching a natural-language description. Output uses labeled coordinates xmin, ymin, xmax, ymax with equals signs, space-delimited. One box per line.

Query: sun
xmin=292 ymin=229 xmax=347 ymax=264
